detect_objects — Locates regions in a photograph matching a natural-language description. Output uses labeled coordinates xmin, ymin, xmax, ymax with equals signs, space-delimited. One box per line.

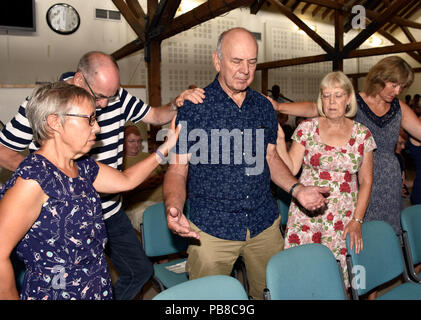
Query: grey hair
xmin=76 ymin=51 xmax=119 ymax=82
xmin=215 ymin=27 xmax=258 ymax=60
xmin=26 ymin=82 xmax=94 ymax=144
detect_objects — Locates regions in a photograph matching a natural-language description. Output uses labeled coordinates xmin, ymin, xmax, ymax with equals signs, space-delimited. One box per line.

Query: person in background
xmin=276 ymin=71 xmax=375 ymax=287
xmin=395 ymin=128 xmax=410 ymax=209
xmin=410 ymin=94 xmax=421 ymax=116
xmin=408 ymin=126 xmax=421 ymax=206
xmin=405 ymin=94 xmax=411 ymax=106
xmin=0 ymin=51 xmax=204 ymax=300
xmin=270 ymin=85 xmax=296 ymax=128
xmin=163 ymin=27 xmax=329 ymax=300
xmin=0 ymin=82 xmax=180 ymax=299
xmin=122 ymin=125 xmax=165 ymax=231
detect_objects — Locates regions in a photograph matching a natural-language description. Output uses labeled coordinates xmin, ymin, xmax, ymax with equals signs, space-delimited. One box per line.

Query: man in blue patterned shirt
xmin=163 ymin=28 xmax=329 ymax=299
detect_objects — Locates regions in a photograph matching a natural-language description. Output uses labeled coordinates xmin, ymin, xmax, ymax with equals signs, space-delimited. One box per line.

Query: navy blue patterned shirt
xmin=175 ymin=76 xmax=279 ymax=240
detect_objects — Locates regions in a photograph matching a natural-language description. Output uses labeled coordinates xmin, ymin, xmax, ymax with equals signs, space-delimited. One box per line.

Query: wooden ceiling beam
xmin=290 ymin=1 xmax=301 ymax=13
xmin=268 ymin=0 xmax=334 ymax=54
xmin=155 ymin=0 xmax=182 ymax=26
xmin=384 ymin=0 xmax=416 ymax=32
xmin=257 ymin=42 xmax=421 ymax=71
xmin=333 ymin=1 xmax=345 ymax=71
xmin=311 ymin=5 xmax=323 ymax=17
xmin=111 ymin=39 xmax=144 ymax=61
xmin=112 ymin=0 xmax=145 ymax=42
xmin=250 ymin=0 xmax=268 ymax=14
xmin=112 ymin=0 xmax=254 ymax=60
xmin=342 ymin=0 xmax=408 ymax=56
xmin=377 ymin=28 xmax=421 ymax=63
xmin=389 ymin=1 xmax=421 ymax=33
xmin=300 ymin=0 xmax=342 ymax=10
xmin=347 ymin=41 xmax=421 ymax=59
xmin=401 ymin=26 xmax=421 ymax=57
xmin=126 ymin=0 xmax=146 ymax=22
xmin=321 ymin=7 xmax=332 ymax=20
xmin=301 ymin=3 xmax=312 ymax=15
xmin=257 ymin=53 xmax=330 ymax=70
xmin=157 ymin=0 xmax=255 ymax=41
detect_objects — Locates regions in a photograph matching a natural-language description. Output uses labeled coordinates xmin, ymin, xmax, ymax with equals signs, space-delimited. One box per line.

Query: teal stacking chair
xmin=346 ymin=220 xmax=421 ymax=300
xmin=140 ymin=202 xmax=189 ymax=291
xmin=264 ymin=243 xmax=347 ymax=300
xmin=401 ymin=205 xmax=421 ymax=283
xmin=153 ymin=275 xmax=249 ymax=300
xmin=277 ymin=198 xmax=290 ymax=236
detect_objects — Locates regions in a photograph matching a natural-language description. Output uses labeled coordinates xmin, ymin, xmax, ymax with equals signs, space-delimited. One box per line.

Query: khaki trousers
xmin=186 ymin=216 xmax=284 ymax=300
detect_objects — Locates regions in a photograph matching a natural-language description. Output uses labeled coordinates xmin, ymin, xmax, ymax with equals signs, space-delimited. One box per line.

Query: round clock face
xmin=46 ymin=3 xmax=80 ymax=35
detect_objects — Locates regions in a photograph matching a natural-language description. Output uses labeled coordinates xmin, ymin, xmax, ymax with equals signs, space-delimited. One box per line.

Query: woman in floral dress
xmin=276 ymin=71 xmax=376 ymax=286
xmin=0 ymin=82 xmax=180 ymax=299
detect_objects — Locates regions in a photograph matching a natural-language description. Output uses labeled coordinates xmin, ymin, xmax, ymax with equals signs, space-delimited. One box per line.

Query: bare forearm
xmin=163 ymin=169 xmax=187 ymax=213
xmin=267 ymin=150 xmax=298 ymax=194
xmin=276 ymin=139 xmax=294 ymax=174
xmin=0 ymin=144 xmax=25 ymax=172
xmin=354 ymin=181 xmax=372 ymax=220
xmin=0 ymin=259 xmax=19 ymax=300
xmin=275 ymin=101 xmax=318 ymax=118
xmin=146 ymin=103 xmax=177 ymax=126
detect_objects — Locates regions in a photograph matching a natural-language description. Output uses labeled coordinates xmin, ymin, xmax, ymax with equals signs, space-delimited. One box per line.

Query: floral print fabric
xmin=0 ymin=154 xmax=112 ymax=300
xmin=284 ymin=118 xmax=376 ymax=286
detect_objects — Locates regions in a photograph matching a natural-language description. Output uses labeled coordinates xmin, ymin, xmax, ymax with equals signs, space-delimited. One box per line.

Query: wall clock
xmin=46 ymin=3 xmax=80 ymax=35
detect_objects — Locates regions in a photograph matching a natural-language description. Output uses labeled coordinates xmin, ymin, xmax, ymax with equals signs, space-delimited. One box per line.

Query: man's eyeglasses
xmin=63 ymin=112 xmax=97 ymax=126
xmin=81 ymin=73 xmax=120 ymax=103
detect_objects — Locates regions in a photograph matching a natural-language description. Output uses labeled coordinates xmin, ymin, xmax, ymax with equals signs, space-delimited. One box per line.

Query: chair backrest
xmin=277 ymin=198 xmax=290 ymax=226
xmin=401 ymin=205 xmax=421 ymax=265
xmin=152 ymin=275 xmax=249 ymax=300
xmin=346 ymin=220 xmax=406 ymax=296
xmin=141 ymin=202 xmax=189 ymax=257
xmin=265 ymin=243 xmax=346 ymax=300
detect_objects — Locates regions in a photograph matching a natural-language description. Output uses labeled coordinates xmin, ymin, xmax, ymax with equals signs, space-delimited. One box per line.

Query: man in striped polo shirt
xmin=0 ymin=51 xmax=205 ymax=300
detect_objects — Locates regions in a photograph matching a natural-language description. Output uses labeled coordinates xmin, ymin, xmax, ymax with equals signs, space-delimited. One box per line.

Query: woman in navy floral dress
xmin=0 ymin=83 xmax=180 ymax=300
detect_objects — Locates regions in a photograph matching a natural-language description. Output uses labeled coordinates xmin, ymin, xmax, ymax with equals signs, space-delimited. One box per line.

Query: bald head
xmin=75 ymin=51 xmax=121 ymax=108
xmin=216 ymin=28 xmax=258 ymax=60
xmin=213 ymin=27 xmax=258 ymax=96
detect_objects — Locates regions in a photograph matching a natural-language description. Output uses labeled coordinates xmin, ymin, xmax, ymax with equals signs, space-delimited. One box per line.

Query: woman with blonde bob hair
xmin=316 ymin=71 xmax=358 ymax=118
xmin=276 ymin=71 xmax=376 ymax=287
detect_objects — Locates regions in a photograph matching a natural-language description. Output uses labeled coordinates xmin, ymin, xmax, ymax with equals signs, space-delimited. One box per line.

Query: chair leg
xmin=232 ymin=257 xmax=249 ymax=296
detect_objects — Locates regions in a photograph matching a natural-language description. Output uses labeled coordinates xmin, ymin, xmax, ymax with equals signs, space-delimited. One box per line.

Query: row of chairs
xmin=141 ymin=202 xmax=249 ymax=295
xmin=148 ymin=203 xmax=421 ymax=300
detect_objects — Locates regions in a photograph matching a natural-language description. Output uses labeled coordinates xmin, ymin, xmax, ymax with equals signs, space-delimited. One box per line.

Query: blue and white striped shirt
xmin=0 ymin=73 xmax=150 ymax=219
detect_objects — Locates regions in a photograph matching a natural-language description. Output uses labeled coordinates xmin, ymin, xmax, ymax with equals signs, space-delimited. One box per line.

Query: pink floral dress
xmin=284 ymin=117 xmax=376 ymax=287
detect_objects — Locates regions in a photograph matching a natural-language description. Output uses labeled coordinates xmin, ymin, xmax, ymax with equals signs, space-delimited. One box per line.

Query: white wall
xmin=1 ymin=1 xmax=421 ymax=107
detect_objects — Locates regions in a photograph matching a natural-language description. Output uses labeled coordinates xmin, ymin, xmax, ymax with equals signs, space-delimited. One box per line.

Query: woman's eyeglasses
xmin=63 ymin=112 xmax=97 ymax=126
